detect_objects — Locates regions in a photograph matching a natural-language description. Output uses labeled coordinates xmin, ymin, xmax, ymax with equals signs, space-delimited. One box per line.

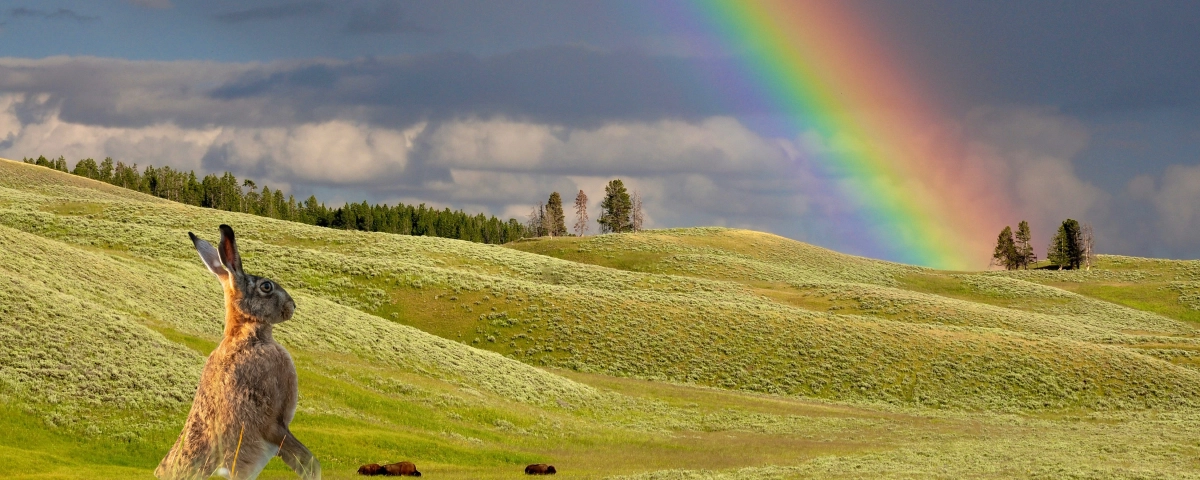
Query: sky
xmin=1 ymin=0 xmax=1199 ymax=266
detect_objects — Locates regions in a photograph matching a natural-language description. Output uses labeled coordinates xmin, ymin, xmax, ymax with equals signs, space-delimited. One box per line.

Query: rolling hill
xmin=2 ymin=158 xmax=1200 ymax=478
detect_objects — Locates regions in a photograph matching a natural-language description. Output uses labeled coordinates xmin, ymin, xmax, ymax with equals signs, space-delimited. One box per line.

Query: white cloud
xmin=0 ymin=93 xmax=218 ymax=170
xmin=1144 ymin=164 xmax=1200 ymax=249
xmin=9 ymin=79 xmax=1200 ymax=261
xmin=203 ymin=120 xmax=425 ymax=185
xmin=0 ymin=94 xmax=813 ymax=237
xmin=425 ymin=116 xmax=793 ymax=176
xmin=960 ymin=106 xmax=1108 ymax=248
xmin=0 ymin=93 xmax=424 ymax=190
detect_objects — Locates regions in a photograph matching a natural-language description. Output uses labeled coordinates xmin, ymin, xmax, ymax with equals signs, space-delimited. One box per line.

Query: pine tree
xmin=992 ymin=226 xmax=1019 ymax=270
xmin=545 ymin=192 xmax=567 ymax=237
xmin=573 ymin=189 xmax=589 ymax=237
xmin=260 ymin=186 xmax=277 ymax=219
xmin=112 ymin=162 xmax=141 ymax=190
xmin=1048 ymin=228 xmax=1066 ymax=270
xmin=72 ymin=158 xmax=100 ymax=179
xmin=1048 ymin=219 xmax=1083 ymax=270
xmin=630 ymin=191 xmax=644 ymax=232
xmin=341 ymin=204 xmax=358 ymax=230
xmin=598 ymin=179 xmax=632 ymax=233
xmin=242 ymin=179 xmax=258 ymax=215
xmin=1064 ymin=219 xmax=1082 ymax=269
xmin=275 ymin=190 xmax=287 ymax=220
xmin=1015 ymin=220 xmax=1035 ymax=269
xmin=98 ymin=157 xmax=114 ymax=183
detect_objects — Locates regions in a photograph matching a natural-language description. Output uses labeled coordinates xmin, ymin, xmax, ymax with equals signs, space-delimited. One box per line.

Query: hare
xmin=156 ymin=225 xmax=320 ymax=480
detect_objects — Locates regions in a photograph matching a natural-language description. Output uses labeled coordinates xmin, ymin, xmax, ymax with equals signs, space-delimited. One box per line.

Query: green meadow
xmin=3 ymin=158 xmax=1200 ymax=479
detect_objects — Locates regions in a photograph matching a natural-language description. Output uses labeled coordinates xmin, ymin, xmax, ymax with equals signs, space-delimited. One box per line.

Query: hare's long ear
xmin=189 ymin=231 xmax=229 ymax=280
xmin=217 ymin=224 xmax=244 ymax=275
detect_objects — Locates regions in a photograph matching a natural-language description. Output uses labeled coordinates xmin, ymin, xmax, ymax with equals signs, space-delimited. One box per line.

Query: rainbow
xmin=655 ymin=1 xmax=1014 ymax=270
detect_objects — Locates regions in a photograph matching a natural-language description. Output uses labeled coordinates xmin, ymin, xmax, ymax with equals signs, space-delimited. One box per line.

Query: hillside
xmin=2 ymin=158 xmax=1200 ymax=478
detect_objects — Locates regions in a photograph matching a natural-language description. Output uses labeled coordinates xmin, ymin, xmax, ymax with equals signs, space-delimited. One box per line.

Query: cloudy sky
xmin=1 ymin=0 xmax=1199 ymax=264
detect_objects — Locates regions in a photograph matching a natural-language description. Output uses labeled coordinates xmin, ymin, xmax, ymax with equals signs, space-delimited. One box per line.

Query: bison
xmin=358 ymin=463 xmax=384 ymax=475
xmin=525 ymin=463 xmax=557 ymax=475
xmin=357 ymin=462 xmax=420 ymax=476
xmin=382 ymin=461 xmax=422 ymax=476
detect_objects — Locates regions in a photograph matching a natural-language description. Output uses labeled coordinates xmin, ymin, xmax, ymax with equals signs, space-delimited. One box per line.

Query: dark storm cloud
xmin=9 ymin=7 xmax=98 ymax=23
xmin=208 ymin=46 xmax=738 ymax=127
xmin=855 ymin=0 xmax=1200 ymax=115
xmin=343 ymin=2 xmax=430 ymax=34
xmin=125 ymin=0 xmax=171 ymax=9
xmin=0 ymin=48 xmax=742 ymax=130
xmin=0 ymin=57 xmax=257 ymax=128
xmin=213 ymin=2 xmax=327 ymax=24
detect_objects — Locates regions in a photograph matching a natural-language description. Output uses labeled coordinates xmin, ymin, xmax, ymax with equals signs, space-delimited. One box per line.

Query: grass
xmin=1057 ymin=282 xmax=1200 ymax=324
xmin=6 ymin=159 xmax=1200 ymax=477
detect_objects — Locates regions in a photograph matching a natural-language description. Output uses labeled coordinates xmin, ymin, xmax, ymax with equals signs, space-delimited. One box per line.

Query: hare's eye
xmin=259 ymin=281 xmax=274 ymax=294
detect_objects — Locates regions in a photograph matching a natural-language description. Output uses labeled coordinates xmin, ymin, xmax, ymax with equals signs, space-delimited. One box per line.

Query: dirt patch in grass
xmin=749 ymin=283 xmax=860 ymax=314
xmin=507 ymin=237 xmax=669 ymax=273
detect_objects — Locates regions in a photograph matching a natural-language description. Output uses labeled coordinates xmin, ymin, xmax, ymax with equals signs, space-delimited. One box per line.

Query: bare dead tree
xmin=573 ymin=189 xmax=589 ymax=237
xmin=539 ymin=203 xmax=552 ymax=238
xmin=1080 ymin=222 xmax=1096 ymax=270
xmin=630 ymin=191 xmax=644 ymax=232
xmin=527 ymin=203 xmax=543 ymax=237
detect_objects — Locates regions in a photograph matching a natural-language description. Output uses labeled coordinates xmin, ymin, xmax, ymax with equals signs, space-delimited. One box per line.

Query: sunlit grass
xmin=8 ymin=158 xmax=1200 ymax=478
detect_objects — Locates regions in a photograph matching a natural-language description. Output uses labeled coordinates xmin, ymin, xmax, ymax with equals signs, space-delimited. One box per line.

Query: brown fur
xmin=357 ymin=463 xmax=384 ymax=475
xmin=155 ymin=225 xmax=320 ymax=480
xmin=525 ymin=464 xmax=556 ymax=475
xmin=381 ymin=461 xmax=421 ymax=476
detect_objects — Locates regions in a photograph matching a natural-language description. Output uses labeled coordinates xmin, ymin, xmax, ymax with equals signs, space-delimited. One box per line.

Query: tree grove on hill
xmin=598 ymin=179 xmax=632 ymax=233
xmin=545 ymin=192 xmax=567 ymax=237
xmin=992 ymin=226 xmax=1020 ymax=270
xmin=573 ymin=189 xmax=589 ymax=237
xmin=992 ymin=221 xmax=1034 ymax=270
xmin=1048 ymin=219 xmax=1083 ymax=270
xmin=23 ymin=155 xmax=528 ymax=245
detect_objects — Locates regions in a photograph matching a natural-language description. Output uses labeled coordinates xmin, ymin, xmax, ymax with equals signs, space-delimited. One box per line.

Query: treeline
xmin=23 ymin=155 xmax=528 ymax=244
xmin=992 ymin=218 xmax=1095 ymax=270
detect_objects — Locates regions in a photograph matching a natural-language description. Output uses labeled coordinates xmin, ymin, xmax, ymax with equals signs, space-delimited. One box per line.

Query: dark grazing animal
xmin=357 ymin=462 xmax=420 ymax=476
xmin=525 ymin=464 xmax=557 ymax=475
xmin=382 ymin=461 xmax=421 ymax=476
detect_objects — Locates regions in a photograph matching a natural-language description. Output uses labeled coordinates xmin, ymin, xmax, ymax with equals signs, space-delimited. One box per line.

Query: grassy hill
xmin=2 ymin=158 xmax=1200 ymax=478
